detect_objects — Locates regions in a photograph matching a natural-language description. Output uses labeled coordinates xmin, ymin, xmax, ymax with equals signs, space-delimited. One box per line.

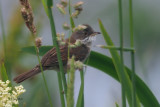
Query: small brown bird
xmin=14 ymin=24 xmax=100 ymax=83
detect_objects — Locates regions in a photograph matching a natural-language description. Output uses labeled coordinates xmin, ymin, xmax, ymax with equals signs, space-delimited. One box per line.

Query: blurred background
xmin=0 ymin=0 xmax=160 ymax=107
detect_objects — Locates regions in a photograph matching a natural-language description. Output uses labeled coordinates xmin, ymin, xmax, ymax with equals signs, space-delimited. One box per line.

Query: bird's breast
xmin=69 ymin=44 xmax=91 ymax=62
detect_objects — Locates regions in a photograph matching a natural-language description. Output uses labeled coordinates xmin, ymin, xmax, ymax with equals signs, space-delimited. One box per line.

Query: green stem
xmin=118 ymin=0 xmax=126 ymax=107
xmin=34 ymin=45 xmax=53 ymax=107
xmin=129 ymin=0 xmax=136 ymax=106
xmin=57 ymin=72 xmax=66 ymax=107
xmin=99 ymin=46 xmax=135 ymax=52
xmin=69 ymin=0 xmax=75 ymax=29
xmin=47 ymin=5 xmax=67 ymax=106
xmin=76 ymin=70 xmax=84 ymax=107
xmin=0 ymin=1 xmax=6 ymax=58
xmin=67 ymin=56 xmax=75 ymax=107
xmin=131 ymin=51 xmax=136 ymax=107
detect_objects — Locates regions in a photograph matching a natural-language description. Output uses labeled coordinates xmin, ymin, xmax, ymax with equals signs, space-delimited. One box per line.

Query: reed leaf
xmin=98 ymin=19 xmax=140 ymax=107
xmin=21 ymin=46 xmax=160 ymax=106
xmin=41 ymin=0 xmax=49 ymax=16
xmin=76 ymin=70 xmax=84 ymax=107
xmin=0 ymin=63 xmax=8 ymax=82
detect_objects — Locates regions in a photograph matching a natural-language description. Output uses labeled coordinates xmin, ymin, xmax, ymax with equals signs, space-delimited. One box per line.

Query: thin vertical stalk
xmin=0 ymin=1 xmax=6 ymax=59
xmin=34 ymin=45 xmax=53 ymax=107
xmin=68 ymin=1 xmax=84 ymax=106
xmin=47 ymin=5 xmax=66 ymax=107
xmin=131 ymin=52 xmax=136 ymax=106
xmin=67 ymin=56 xmax=75 ymax=107
xmin=129 ymin=0 xmax=136 ymax=106
xmin=118 ymin=0 xmax=126 ymax=107
xmin=69 ymin=0 xmax=75 ymax=29
xmin=76 ymin=70 xmax=84 ymax=107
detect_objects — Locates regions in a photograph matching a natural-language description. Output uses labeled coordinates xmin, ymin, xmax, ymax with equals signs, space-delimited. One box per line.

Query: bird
xmin=14 ymin=24 xmax=101 ymax=83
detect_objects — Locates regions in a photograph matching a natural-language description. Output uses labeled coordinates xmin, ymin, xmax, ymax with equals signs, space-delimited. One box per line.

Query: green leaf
xmin=86 ymin=51 xmax=160 ymax=107
xmin=69 ymin=0 xmax=75 ymax=29
xmin=47 ymin=0 xmax=53 ymax=8
xmin=76 ymin=71 xmax=84 ymax=107
xmin=115 ymin=102 xmax=119 ymax=107
xmin=21 ymin=46 xmax=53 ymax=56
xmin=0 ymin=63 xmax=8 ymax=81
xmin=41 ymin=0 xmax=49 ymax=16
xmin=98 ymin=19 xmax=141 ymax=106
xmin=20 ymin=46 xmax=160 ymax=106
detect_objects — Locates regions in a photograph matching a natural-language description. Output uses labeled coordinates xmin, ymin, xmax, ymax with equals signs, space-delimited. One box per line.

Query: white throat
xmin=80 ymin=36 xmax=96 ymax=47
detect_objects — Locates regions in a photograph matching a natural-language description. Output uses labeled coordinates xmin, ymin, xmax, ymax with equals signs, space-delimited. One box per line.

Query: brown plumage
xmin=14 ymin=24 xmax=100 ymax=83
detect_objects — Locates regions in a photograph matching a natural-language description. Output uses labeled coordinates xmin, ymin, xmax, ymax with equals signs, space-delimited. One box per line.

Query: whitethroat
xmin=14 ymin=24 xmax=100 ymax=83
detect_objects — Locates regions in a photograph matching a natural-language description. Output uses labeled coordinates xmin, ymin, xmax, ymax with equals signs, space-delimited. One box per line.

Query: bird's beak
xmin=91 ymin=32 xmax=101 ymax=36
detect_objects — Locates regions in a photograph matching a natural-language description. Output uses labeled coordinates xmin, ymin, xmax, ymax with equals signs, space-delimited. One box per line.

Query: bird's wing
xmin=69 ymin=44 xmax=90 ymax=62
xmin=41 ymin=45 xmax=68 ymax=67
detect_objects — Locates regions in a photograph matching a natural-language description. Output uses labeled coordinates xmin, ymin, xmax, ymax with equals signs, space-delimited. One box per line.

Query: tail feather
xmin=14 ymin=66 xmax=41 ymax=83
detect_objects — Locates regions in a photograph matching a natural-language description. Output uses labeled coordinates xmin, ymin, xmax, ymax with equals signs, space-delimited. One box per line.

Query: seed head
xmin=19 ymin=0 xmax=30 ymax=9
xmin=63 ymin=22 xmax=70 ymax=30
xmin=56 ymin=33 xmax=66 ymax=45
xmin=71 ymin=10 xmax=80 ymax=18
xmin=73 ymin=25 xmax=87 ymax=32
xmin=56 ymin=4 xmax=66 ymax=15
xmin=19 ymin=0 xmax=36 ymax=34
xmin=35 ymin=37 xmax=42 ymax=48
xmin=73 ymin=1 xmax=84 ymax=9
xmin=61 ymin=0 xmax=68 ymax=7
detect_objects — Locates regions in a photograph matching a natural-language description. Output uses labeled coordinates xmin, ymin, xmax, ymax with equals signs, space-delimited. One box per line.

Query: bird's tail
xmin=14 ymin=65 xmax=41 ymax=83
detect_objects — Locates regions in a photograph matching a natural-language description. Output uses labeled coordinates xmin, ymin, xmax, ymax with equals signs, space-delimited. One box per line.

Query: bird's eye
xmin=84 ymin=31 xmax=87 ymax=35
xmin=83 ymin=29 xmax=88 ymax=35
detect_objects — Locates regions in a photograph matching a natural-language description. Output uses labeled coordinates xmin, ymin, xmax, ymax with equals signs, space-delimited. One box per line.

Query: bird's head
xmin=71 ymin=24 xmax=101 ymax=44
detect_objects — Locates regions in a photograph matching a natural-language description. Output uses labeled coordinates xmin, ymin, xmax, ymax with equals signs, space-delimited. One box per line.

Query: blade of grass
xmin=98 ymin=19 xmax=140 ymax=107
xmin=115 ymin=102 xmax=119 ymax=107
xmin=129 ymin=0 xmax=136 ymax=106
xmin=86 ymin=51 xmax=160 ymax=107
xmin=98 ymin=45 xmax=135 ymax=52
xmin=0 ymin=62 xmax=12 ymax=87
xmin=0 ymin=0 xmax=6 ymax=59
xmin=69 ymin=0 xmax=75 ymax=29
xmin=76 ymin=70 xmax=84 ymax=107
xmin=46 ymin=0 xmax=66 ymax=106
xmin=41 ymin=0 xmax=49 ymax=16
xmin=34 ymin=45 xmax=53 ymax=107
xmin=118 ymin=0 xmax=126 ymax=106
xmin=0 ymin=63 xmax=8 ymax=82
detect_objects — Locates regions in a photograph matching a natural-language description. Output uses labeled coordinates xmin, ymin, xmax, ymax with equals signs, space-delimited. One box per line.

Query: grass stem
xmin=118 ymin=0 xmax=126 ymax=106
xmin=47 ymin=4 xmax=67 ymax=106
xmin=129 ymin=0 xmax=137 ymax=106
xmin=67 ymin=56 xmax=75 ymax=107
xmin=34 ymin=45 xmax=53 ymax=107
xmin=69 ymin=0 xmax=75 ymax=29
xmin=31 ymin=34 xmax=53 ymax=107
xmin=76 ymin=70 xmax=84 ymax=107
xmin=99 ymin=46 xmax=135 ymax=52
